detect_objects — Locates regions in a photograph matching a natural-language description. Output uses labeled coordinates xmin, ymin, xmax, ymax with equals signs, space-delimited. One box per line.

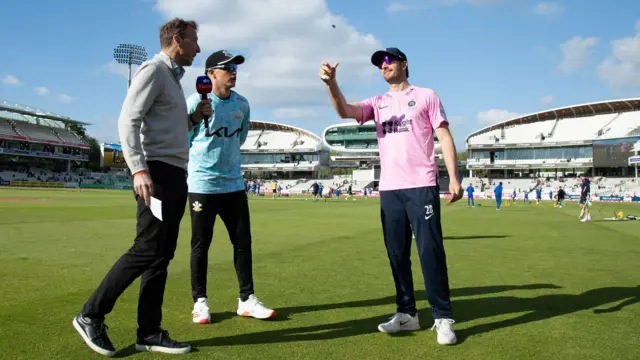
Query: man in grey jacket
xmin=72 ymin=18 xmax=212 ymax=357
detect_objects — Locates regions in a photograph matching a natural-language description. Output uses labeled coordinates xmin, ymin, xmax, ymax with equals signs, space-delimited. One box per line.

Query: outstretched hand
xmin=319 ymin=61 xmax=339 ymax=84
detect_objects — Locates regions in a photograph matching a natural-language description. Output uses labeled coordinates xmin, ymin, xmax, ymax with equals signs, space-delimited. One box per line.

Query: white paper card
xmin=150 ymin=196 xmax=163 ymax=221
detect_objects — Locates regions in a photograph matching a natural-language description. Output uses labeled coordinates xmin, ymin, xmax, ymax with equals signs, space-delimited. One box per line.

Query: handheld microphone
xmin=196 ymin=76 xmax=213 ymax=136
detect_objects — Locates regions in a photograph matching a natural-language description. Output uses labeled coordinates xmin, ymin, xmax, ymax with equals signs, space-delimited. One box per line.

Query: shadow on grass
xmin=454 ymin=285 xmax=640 ymax=343
xmin=114 ymin=284 xmax=639 ymax=355
xmin=444 ymin=235 xmax=510 ymax=240
xmin=589 ymin=219 xmax=637 ymax=224
xmin=114 ymin=345 xmax=137 ymax=358
xmin=186 ymin=284 xmax=636 ymax=348
xmin=115 ymin=344 xmax=201 ymax=358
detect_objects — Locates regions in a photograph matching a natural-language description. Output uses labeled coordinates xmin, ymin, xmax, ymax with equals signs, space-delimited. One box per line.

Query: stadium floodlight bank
xmin=113 ymin=44 xmax=147 ymax=89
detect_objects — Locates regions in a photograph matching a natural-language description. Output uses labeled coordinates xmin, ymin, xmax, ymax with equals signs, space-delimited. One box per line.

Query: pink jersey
xmin=358 ymin=86 xmax=448 ymax=191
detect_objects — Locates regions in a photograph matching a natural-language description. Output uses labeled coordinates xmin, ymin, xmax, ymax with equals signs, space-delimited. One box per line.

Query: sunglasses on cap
xmin=377 ymin=55 xmax=401 ymax=68
xmin=206 ymin=63 xmax=239 ymax=72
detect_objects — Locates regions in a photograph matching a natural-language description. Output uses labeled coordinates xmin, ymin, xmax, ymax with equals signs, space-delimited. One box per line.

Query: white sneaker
xmin=237 ymin=295 xmax=275 ymax=319
xmin=192 ymin=298 xmax=211 ymax=324
xmin=431 ymin=318 xmax=457 ymax=345
xmin=377 ymin=313 xmax=420 ymax=333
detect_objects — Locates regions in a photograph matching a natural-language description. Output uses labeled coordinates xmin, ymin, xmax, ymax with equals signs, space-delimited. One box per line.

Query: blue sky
xmin=1 ymin=0 xmax=639 ymax=149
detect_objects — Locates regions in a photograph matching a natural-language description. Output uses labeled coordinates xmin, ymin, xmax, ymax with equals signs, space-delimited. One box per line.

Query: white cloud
xmin=32 ymin=86 xmax=74 ymax=102
xmin=35 ymin=87 xmax=50 ymax=95
xmin=532 ymin=2 xmax=564 ymax=16
xmin=153 ymin=0 xmax=381 ymax=110
xmin=558 ymin=36 xmax=598 ymax=74
xmin=1 ymin=73 xmax=76 ymax=103
xmin=1 ymin=75 xmax=22 ymax=86
xmin=386 ymin=2 xmax=411 ymax=12
xmin=477 ymin=109 xmax=522 ymax=125
xmin=2 ymin=75 xmax=75 ymax=102
xmin=57 ymin=94 xmax=74 ymax=103
xmin=540 ymin=95 xmax=554 ymax=106
xmin=272 ymin=107 xmax=321 ymax=120
xmin=597 ymin=20 xmax=640 ymax=89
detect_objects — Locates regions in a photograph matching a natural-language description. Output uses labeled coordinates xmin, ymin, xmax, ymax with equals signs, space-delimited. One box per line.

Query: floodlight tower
xmin=113 ymin=44 xmax=148 ymax=89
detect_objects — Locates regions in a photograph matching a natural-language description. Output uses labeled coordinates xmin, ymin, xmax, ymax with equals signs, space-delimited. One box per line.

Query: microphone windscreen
xmin=196 ymin=76 xmax=212 ymax=95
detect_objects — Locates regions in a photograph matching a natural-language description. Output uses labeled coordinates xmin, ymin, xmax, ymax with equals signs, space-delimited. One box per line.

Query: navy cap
xmin=205 ymin=50 xmax=245 ymax=70
xmin=371 ymin=47 xmax=409 ymax=77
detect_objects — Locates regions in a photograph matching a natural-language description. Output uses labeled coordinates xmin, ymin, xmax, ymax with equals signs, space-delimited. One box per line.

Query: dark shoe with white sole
xmin=135 ymin=329 xmax=191 ymax=354
xmin=73 ymin=313 xmax=116 ymax=357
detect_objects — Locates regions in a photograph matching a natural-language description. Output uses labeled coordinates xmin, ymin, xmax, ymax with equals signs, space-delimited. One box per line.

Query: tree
xmin=67 ymin=123 xmax=87 ymax=138
xmin=68 ymin=123 xmax=102 ymax=171
xmin=474 ymin=169 xmax=488 ymax=177
xmin=86 ymin=137 xmax=102 ymax=171
xmin=457 ymin=151 xmax=468 ymax=161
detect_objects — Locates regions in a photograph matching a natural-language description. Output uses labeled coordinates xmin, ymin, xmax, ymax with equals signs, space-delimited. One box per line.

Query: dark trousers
xmin=189 ymin=190 xmax=254 ymax=302
xmin=81 ymin=161 xmax=188 ymax=337
xmin=379 ymin=186 xmax=453 ymax=319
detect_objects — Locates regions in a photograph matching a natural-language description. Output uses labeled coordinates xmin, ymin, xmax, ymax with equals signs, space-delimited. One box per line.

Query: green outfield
xmin=1 ymin=188 xmax=639 ymax=360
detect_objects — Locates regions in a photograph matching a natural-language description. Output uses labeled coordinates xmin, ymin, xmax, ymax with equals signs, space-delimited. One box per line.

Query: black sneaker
xmin=135 ymin=329 xmax=191 ymax=354
xmin=72 ymin=313 xmax=116 ymax=357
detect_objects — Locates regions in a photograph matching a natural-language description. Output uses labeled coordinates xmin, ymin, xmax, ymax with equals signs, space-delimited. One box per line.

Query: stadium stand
xmin=240 ymin=121 xmax=329 ymax=179
xmin=0 ymin=166 xmax=130 ymax=188
xmin=464 ymin=98 xmax=640 ymax=199
xmin=0 ymin=101 xmax=88 ymax=147
xmin=12 ymin=121 xmax=63 ymax=142
xmin=284 ymin=177 xmax=352 ymax=193
xmin=0 ymin=101 xmax=91 ymax=187
xmin=463 ymin=176 xmax=640 ymax=198
xmin=466 ymin=98 xmax=640 ymax=175
xmin=0 ymin=120 xmax=16 ymax=137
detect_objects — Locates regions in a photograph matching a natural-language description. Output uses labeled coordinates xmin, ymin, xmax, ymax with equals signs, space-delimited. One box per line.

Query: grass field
xmin=1 ymin=188 xmax=639 ymax=360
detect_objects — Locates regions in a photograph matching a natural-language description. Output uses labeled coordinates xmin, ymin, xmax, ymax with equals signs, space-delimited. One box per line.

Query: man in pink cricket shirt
xmin=319 ymin=47 xmax=463 ymax=345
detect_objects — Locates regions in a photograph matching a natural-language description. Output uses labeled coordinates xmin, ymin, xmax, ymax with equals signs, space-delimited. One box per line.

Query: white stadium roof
xmin=248 ymin=120 xmax=321 ymax=141
xmin=466 ymin=98 xmax=640 ymax=148
xmin=0 ymin=100 xmax=89 ymax=125
xmin=241 ymin=120 xmax=324 ymax=153
xmin=0 ymin=100 xmax=89 ymax=148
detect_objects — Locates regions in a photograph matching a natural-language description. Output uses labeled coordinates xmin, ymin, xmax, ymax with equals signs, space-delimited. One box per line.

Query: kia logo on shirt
xmin=208 ymin=125 xmax=244 ymax=138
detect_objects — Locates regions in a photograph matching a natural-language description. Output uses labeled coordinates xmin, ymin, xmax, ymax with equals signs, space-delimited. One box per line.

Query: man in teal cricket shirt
xmin=186 ymin=50 xmax=275 ymax=325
